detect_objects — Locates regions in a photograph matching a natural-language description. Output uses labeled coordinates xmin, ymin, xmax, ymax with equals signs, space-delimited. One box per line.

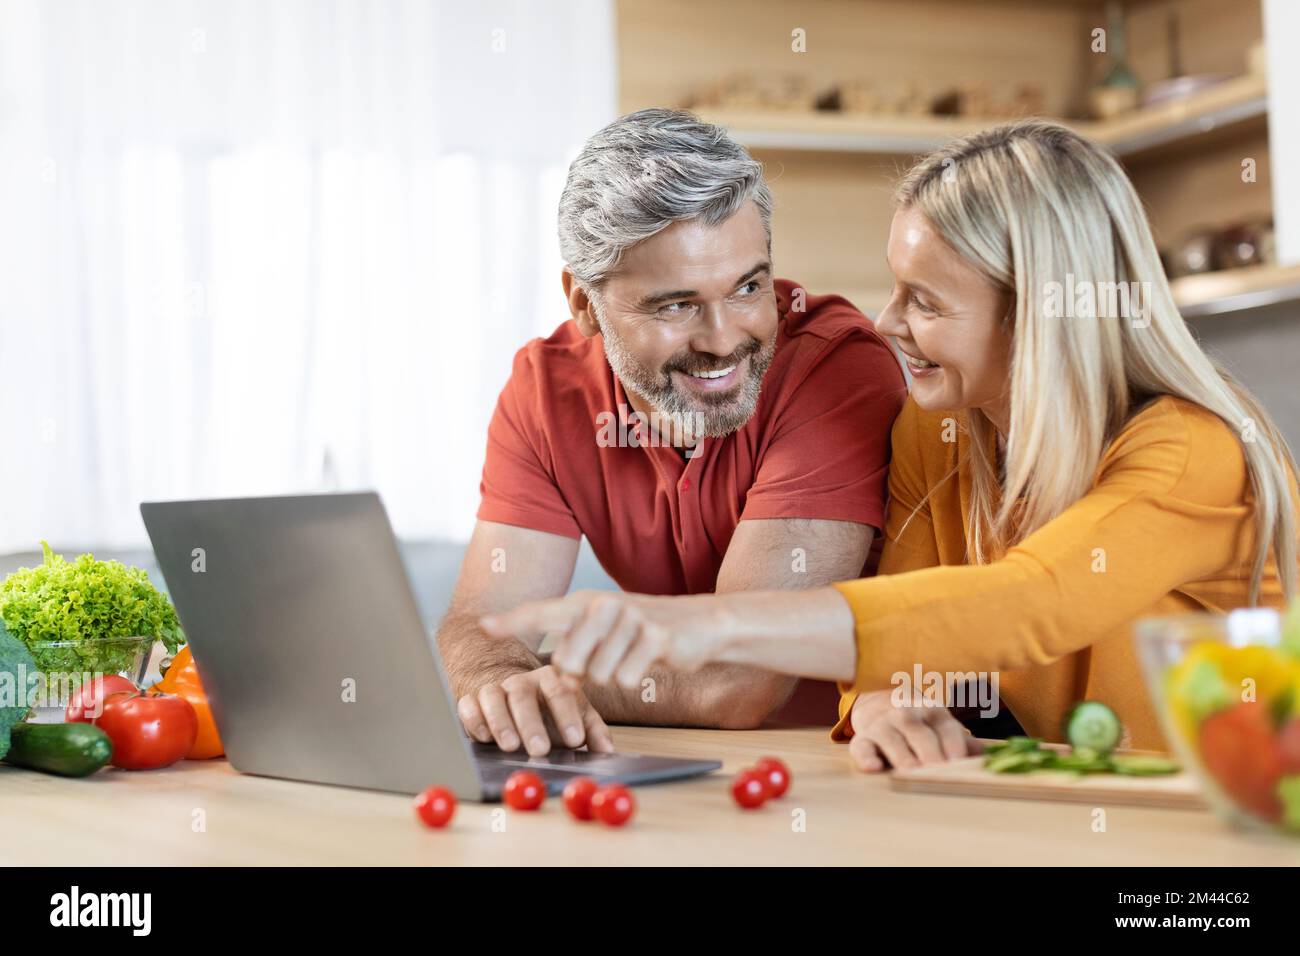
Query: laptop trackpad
xmin=471 ymin=741 xmax=722 ymax=797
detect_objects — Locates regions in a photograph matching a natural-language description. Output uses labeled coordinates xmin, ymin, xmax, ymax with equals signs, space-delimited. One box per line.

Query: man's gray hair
xmin=558 ymin=108 xmax=773 ymax=287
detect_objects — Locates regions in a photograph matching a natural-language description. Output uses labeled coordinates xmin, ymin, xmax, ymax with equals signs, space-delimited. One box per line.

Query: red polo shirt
xmin=478 ymin=279 xmax=906 ymax=594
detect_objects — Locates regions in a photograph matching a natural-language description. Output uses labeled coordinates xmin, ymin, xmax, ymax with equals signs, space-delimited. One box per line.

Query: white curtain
xmin=0 ymin=0 xmax=616 ymax=552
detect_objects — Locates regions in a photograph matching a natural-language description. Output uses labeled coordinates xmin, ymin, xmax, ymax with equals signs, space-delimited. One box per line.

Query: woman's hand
xmin=480 ymin=590 xmax=722 ymax=689
xmin=847 ymin=690 xmax=982 ymax=773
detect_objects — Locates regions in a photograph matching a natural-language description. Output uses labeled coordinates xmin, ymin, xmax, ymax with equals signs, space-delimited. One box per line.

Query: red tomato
xmin=503 ymin=770 xmax=546 ymax=811
xmin=66 ymin=675 xmax=136 ymax=723
xmin=563 ymin=777 xmax=600 ymax=821
xmin=1199 ymin=701 xmax=1283 ymax=821
xmin=93 ymin=691 xmax=198 ymax=771
xmin=731 ymin=769 xmax=768 ymax=809
xmin=591 ymin=784 xmax=636 ymax=827
xmin=754 ymin=757 xmax=791 ymax=798
xmin=1278 ymin=718 xmax=1300 ymax=774
xmin=413 ymin=786 xmax=457 ymax=829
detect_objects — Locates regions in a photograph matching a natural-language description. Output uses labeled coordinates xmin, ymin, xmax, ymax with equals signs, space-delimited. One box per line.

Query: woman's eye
xmin=910 ymin=293 xmax=937 ymax=315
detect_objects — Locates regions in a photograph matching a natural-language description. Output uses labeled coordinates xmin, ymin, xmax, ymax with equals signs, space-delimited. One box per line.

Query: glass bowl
xmin=1136 ymin=610 xmax=1300 ymax=836
xmin=23 ymin=635 xmax=155 ymax=721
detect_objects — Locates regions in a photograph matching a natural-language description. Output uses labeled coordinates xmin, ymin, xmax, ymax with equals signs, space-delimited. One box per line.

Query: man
xmin=438 ymin=108 xmax=905 ymax=755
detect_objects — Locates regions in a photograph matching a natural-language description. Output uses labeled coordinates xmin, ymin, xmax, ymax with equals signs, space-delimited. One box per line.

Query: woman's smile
xmin=897 ymin=346 xmax=941 ymax=378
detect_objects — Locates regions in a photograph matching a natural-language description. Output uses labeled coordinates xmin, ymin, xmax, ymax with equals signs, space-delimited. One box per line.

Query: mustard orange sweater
xmin=832 ymin=395 xmax=1298 ymax=749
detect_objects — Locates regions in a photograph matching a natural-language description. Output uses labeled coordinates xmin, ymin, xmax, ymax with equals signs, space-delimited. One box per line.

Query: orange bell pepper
xmin=156 ymin=645 xmax=224 ymax=759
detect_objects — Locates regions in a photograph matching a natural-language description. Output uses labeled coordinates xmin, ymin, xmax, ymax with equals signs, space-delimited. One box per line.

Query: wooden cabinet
xmin=614 ymin=0 xmax=1297 ymax=320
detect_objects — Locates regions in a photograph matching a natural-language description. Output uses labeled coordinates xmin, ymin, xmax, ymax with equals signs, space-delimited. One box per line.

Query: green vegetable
xmin=3 ymin=721 xmax=113 ymax=777
xmin=1271 ymin=685 xmax=1296 ymax=726
xmin=985 ymin=748 xmax=1053 ymax=773
xmin=0 ymin=619 xmax=37 ymax=760
xmin=983 ymin=736 xmax=1041 ymax=756
xmin=1050 ymin=747 xmax=1113 ymax=774
xmin=1279 ymin=776 xmax=1300 ymax=831
xmin=0 ymin=542 xmax=183 ymax=681
xmin=983 ymin=730 xmax=1181 ymax=777
xmin=1064 ymin=701 xmax=1123 ymax=754
xmin=1283 ymin=600 xmax=1300 ymax=661
xmin=1171 ymin=658 xmax=1233 ymax=722
xmin=1109 ymin=754 xmax=1181 ymax=776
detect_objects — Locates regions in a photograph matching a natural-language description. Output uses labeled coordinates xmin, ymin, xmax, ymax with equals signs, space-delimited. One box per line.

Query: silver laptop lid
xmin=140 ymin=492 xmax=482 ymax=798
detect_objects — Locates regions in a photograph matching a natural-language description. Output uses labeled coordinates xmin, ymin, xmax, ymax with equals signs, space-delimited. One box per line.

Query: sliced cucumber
xmin=984 ymin=736 xmax=1041 ymax=756
xmin=1109 ymin=754 xmax=1180 ymax=776
xmin=1063 ymin=701 xmax=1122 ymax=754
xmin=1050 ymin=747 xmax=1112 ymax=774
xmin=984 ymin=748 xmax=1052 ymax=773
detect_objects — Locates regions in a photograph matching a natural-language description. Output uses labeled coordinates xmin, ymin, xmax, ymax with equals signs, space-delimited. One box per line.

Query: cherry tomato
xmin=591 ymin=784 xmax=636 ymax=827
xmin=563 ymin=776 xmax=600 ymax=821
xmin=94 ymin=691 xmax=198 ymax=771
xmin=503 ymin=770 xmax=546 ymax=810
xmin=413 ymin=786 xmax=457 ymax=828
xmin=754 ymin=757 xmax=791 ymax=798
xmin=66 ymin=675 xmax=136 ymax=723
xmin=731 ymin=769 xmax=768 ymax=809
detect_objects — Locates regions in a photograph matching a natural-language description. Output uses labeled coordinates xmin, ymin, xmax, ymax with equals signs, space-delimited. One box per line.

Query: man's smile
xmin=672 ymin=356 xmax=746 ymax=394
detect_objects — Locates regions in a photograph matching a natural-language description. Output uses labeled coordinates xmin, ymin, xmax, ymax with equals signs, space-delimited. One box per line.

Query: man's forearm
xmin=438 ymin=611 xmax=541 ymax=699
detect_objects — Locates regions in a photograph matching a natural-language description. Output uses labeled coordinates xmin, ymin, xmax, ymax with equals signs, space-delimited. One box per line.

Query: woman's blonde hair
xmin=896 ymin=119 xmax=1297 ymax=604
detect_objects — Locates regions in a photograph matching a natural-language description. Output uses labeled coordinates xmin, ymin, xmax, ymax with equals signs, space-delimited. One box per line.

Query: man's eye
xmin=736 ymin=281 xmax=760 ymax=295
xmin=659 ymin=301 xmax=693 ymax=315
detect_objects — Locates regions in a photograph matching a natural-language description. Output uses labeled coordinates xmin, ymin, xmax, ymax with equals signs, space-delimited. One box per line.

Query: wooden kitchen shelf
xmin=1172 ymin=262 xmax=1300 ymax=319
xmin=832 ymin=264 xmax=1300 ymax=323
xmin=697 ymin=73 xmax=1268 ymax=159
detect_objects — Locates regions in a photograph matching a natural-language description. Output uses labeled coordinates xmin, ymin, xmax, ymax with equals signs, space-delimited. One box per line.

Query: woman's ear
xmin=561 ymin=268 xmax=601 ymax=338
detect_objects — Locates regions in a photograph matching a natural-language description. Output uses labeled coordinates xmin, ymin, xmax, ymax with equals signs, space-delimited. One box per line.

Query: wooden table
xmin=2 ymin=725 xmax=1296 ymax=866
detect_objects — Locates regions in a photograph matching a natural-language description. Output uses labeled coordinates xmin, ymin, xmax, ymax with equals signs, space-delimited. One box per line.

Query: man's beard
xmin=595 ymin=308 xmax=777 ymax=444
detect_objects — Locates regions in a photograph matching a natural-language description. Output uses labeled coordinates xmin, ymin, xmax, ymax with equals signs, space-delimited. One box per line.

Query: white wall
xmin=1265 ymin=0 xmax=1300 ymax=264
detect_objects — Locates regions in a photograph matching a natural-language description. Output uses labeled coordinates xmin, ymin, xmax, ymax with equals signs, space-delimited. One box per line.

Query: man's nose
xmin=688 ymin=302 xmax=750 ymax=358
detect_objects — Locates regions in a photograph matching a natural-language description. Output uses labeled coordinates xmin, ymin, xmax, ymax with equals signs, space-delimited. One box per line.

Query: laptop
xmin=140 ymin=492 xmax=721 ymax=800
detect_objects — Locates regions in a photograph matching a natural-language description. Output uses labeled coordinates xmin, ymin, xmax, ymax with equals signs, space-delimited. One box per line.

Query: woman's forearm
xmin=708 ymin=586 xmax=858 ymax=683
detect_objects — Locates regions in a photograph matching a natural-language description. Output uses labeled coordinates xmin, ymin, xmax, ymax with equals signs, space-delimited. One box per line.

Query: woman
xmin=482 ymin=119 xmax=1300 ymax=772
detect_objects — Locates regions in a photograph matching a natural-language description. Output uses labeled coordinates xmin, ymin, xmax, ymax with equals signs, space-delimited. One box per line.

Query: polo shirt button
xmin=680 ymin=478 xmax=692 ymax=492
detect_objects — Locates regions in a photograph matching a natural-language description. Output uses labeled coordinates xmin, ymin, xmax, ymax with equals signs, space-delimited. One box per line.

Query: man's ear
xmin=561 ymin=268 xmax=601 ymax=338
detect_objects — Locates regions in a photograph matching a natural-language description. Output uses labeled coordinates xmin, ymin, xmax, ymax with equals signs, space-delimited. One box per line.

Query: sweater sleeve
xmin=832 ymin=400 xmax=1255 ymax=709
xmin=831 ymin=399 xmax=945 ymax=739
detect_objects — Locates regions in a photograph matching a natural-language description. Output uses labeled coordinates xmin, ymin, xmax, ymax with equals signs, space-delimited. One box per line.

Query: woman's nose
xmin=874 ymin=295 xmax=906 ymax=338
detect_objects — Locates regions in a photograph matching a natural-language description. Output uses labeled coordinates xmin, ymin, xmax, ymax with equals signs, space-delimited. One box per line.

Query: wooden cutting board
xmin=890 ymin=748 xmax=1208 ymax=810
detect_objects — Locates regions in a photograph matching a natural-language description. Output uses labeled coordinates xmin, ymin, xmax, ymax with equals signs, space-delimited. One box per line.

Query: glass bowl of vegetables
xmin=1136 ymin=608 xmax=1300 ymax=835
xmin=0 ymin=542 xmax=183 ymax=719
xmin=25 ymin=635 xmax=154 ymax=707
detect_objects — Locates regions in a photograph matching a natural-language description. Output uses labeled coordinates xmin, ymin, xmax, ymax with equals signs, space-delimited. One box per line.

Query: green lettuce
xmin=0 ymin=542 xmax=184 ymax=681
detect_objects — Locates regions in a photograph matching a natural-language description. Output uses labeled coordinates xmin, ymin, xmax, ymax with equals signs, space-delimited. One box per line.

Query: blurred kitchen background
xmin=3 ymin=0 xmax=1298 ymax=616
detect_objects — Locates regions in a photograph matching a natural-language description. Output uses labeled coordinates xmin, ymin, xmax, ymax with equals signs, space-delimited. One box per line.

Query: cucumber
xmin=4 ymin=722 xmax=113 ymax=777
xmin=1109 ymin=754 xmax=1180 ymax=776
xmin=1063 ymin=701 xmax=1122 ymax=754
